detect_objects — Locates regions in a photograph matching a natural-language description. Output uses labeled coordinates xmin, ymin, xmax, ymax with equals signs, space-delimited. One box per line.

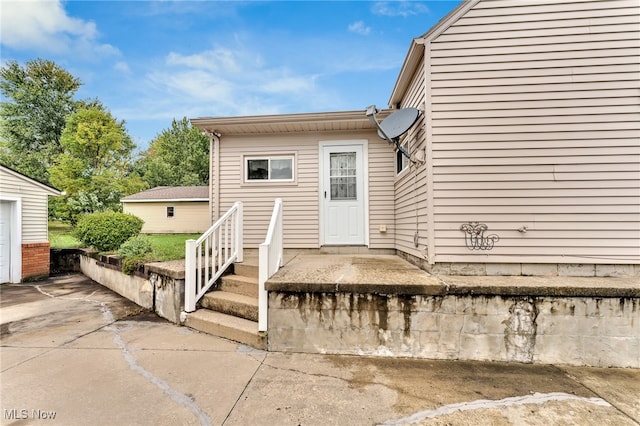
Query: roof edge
xmin=190 ymin=109 xmax=392 ymax=135
xmin=121 ymin=198 xmax=209 ymax=203
xmin=389 ymin=0 xmax=480 ymax=106
xmin=0 ymin=164 xmax=62 ymax=196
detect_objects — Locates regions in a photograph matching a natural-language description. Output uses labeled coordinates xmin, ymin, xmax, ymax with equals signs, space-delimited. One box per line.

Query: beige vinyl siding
xmin=123 ymin=202 xmax=209 ymax=233
xmin=216 ymin=131 xmax=395 ymax=249
xmin=427 ymin=0 xmax=640 ymax=264
xmin=0 ymin=169 xmax=56 ymax=242
xmin=394 ymin=60 xmax=431 ymax=261
xmin=368 ymin=138 xmax=396 ymax=249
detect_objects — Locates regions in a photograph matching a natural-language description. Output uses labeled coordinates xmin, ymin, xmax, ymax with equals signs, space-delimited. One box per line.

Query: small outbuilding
xmin=0 ymin=164 xmax=62 ymax=283
xmin=121 ymin=186 xmax=210 ymax=234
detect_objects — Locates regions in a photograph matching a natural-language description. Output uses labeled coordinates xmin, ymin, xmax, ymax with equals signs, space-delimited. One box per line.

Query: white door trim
xmin=318 ymin=140 xmax=369 ymax=246
xmin=0 ymin=196 xmax=22 ymax=283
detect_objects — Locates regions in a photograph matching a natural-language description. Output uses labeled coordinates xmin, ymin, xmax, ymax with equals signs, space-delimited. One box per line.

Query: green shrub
xmin=75 ymin=211 xmax=144 ymax=251
xmin=118 ymin=235 xmax=153 ymax=258
xmin=121 ymin=253 xmax=153 ymax=275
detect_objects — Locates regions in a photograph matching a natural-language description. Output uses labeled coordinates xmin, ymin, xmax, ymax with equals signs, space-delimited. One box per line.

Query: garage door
xmin=0 ymin=201 xmax=12 ymax=283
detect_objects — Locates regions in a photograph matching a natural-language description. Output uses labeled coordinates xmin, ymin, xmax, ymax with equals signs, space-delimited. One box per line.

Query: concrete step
xmin=233 ymin=258 xmax=259 ymax=279
xmin=183 ymin=309 xmax=266 ymax=350
xmin=221 ymin=274 xmax=258 ymax=298
xmin=201 ymin=291 xmax=258 ymax=322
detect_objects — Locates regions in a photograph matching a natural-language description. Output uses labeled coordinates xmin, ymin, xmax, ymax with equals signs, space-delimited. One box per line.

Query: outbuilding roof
xmin=121 ymin=186 xmax=209 ymax=202
xmin=191 ymin=109 xmax=391 ymax=136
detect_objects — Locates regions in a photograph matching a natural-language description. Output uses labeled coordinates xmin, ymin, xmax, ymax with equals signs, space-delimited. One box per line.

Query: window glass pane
xmin=396 ymin=142 xmax=409 ymax=174
xmin=247 ymin=159 xmax=269 ymax=180
xmin=270 ymin=158 xmax=293 ymax=180
xmin=329 ymin=152 xmax=356 ymax=200
xmin=167 ymin=206 xmax=174 ymax=217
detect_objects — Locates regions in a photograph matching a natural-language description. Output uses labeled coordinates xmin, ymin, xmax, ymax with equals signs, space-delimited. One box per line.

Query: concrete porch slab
xmin=265 ymin=254 xmax=640 ymax=298
xmin=266 ymin=254 xmax=442 ymax=294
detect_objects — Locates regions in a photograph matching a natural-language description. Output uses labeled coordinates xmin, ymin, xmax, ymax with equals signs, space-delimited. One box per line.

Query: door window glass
xmin=330 ymin=152 xmax=357 ymax=200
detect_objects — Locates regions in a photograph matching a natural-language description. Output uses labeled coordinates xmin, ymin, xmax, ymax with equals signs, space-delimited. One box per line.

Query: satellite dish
xmin=365 ymin=105 xmax=421 ymax=161
xmin=377 ymin=108 xmax=419 ymax=141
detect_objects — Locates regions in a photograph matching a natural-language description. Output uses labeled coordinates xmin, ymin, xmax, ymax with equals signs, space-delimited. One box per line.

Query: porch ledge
xmin=264 ymin=255 xmax=640 ymax=298
xmin=146 ymin=259 xmax=186 ymax=280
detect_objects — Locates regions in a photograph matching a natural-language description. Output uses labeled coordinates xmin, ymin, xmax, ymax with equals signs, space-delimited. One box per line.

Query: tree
xmin=50 ymin=105 xmax=146 ymax=223
xmin=0 ymin=59 xmax=81 ymax=184
xmin=136 ymin=117 xmax=209 ymax=187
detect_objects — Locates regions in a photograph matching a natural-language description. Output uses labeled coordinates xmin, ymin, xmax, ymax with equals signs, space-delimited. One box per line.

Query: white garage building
xmin=0 ymin=165 xmax=61 ymax=283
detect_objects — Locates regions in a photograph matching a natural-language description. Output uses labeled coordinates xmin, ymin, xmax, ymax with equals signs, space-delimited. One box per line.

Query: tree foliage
xmin=136 ymin=117 xmax=209 ymax=187
xmin=0 ymin=59 xmax=81 ymax=184
xmin=50 ymin=105 xmax=146 ymax=223
xmin=75 ymin=211 xmax=144 ymax=252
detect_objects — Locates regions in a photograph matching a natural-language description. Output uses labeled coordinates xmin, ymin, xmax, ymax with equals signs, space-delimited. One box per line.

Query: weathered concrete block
xmin=413 ymin=311 xmax=439 ymax=332
xmin=486 ymin=263 xmax=522 ymax=276
xmin=152 ymin=274 xmax=184 ymax=324
xmin=80 ymin=256 xmax=153 ymax=309
xmin=449 ymin=263 xmax=486 ymax=276
xmin=462 ymin=314 xmax=505 ymax=335
xmin=418 ymin=331 xmax=440 ymax=353
xmin=521 ymin=263 xmax=558 ymax=276
xmin=438 ymin=297 xmax=457 ymax=314
xmin=414 ymin=296 xmax=442 ymax=313
xmin=534 ymin=334 xmax=582 ymax=365
xmin=596 ymin=264 xmax=635 ymax=277
xmin=267 ymin=285 xmax=639 ymax=367
xmin=459 ymin=333 xmax=504 ymax=361
xmin=269 ymin=306 xmax=308 ymax=329
xmin=558 ymin=263 xmax=595 ymax=277
xmin=602 ymin=316 xmax=637 ymax=337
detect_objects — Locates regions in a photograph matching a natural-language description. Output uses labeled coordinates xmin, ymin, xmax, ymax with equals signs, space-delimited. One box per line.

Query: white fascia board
xmin=121 ymin=198 xmax=209 ymax=203
xmin=1 ymin=166 xmax=62 ymax=196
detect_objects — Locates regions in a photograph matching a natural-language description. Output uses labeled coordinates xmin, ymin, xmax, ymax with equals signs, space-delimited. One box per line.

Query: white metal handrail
xmin=185 ymin=201 xmax=243 ymax=312
xmin=258 ymin=198 xmax=283 ymax=331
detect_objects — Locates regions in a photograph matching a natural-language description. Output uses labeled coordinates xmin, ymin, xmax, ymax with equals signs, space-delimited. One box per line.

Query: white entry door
xmin=0 ymin=201 xmax=12 ymax=283
xmin=321 ymin=143 xmax=366 ymax=245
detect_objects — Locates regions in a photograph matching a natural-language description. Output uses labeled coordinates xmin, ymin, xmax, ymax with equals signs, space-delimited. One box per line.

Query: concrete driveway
xmin=1 ymin=274 xmax=639 ymax=425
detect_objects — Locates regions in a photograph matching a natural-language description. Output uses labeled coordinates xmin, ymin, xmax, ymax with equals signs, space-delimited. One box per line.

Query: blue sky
xmin=1 ymin=0 xmax=461 ymax=150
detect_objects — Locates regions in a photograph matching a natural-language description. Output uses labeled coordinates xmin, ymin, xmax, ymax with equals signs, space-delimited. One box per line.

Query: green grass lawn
xmin=145 ymin=234 xmax=201 ymax=261
xmin=48 ymin=221 xmax=199 ymax=261
xmin=49 ymin=221 xmax=82 ymax=248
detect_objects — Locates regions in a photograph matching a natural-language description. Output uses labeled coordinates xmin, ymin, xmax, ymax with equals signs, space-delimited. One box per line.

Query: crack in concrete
xmin=221 ymin=351 xmax=266 ymax=425
xmin=33 ymin=284 xmax=213 ymax=426
xmin=108 ymin=328 xmax=212 ymax=426
xmin=560 ymin=368 xmax=640 ymax=425
xmin=380 ymin=392 xmax=612 ymax=425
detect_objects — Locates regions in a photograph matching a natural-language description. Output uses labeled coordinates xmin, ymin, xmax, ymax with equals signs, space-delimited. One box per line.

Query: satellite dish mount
xmin=365 ymin=105 xmax=422 ymax=164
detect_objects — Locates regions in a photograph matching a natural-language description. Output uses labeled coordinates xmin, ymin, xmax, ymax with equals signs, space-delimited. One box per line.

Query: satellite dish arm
xmin=366 ymin=105 xmax=413 ymax=161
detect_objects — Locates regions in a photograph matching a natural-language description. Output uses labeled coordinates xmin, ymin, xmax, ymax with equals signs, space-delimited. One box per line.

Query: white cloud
xmin=372 ymin=1 xmax=430 ymax=17
xmin=134 ymin=46 xmax=329 ymax=119
xmin=166 ymin=49 xmax=241 ymax=74
xmin=114 ymin=61 xmax=131 ymax=74
xmin=348 ymin=21 xmax=372 ymax=36
xmin=0 ymin=0 xmax=118 ymax=57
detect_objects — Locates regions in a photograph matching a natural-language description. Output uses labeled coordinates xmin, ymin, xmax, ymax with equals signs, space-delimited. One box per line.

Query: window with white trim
xmin=396 ymin=141 xmax=409 ymax=174
xmin=245 ymin=156 xmax=294 ymax=182
xmin=166 ymin=206 xmax=175 ymax=217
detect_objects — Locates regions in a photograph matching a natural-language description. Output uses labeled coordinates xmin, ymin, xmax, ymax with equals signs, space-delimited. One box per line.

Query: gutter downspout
xmin=416 ymin=38 xmax=435 ymax=265
xmin=204 ymin=130 xmax=221 ymax=223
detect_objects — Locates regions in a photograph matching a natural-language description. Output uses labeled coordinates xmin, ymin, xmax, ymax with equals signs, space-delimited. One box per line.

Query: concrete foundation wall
xmin=80 ymin=256 xmax=154 ymax=309
xmin=79 ymin=254 xmax=185 ymax=323
xmin=268 ymin=292 xmax=639 ymax=368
